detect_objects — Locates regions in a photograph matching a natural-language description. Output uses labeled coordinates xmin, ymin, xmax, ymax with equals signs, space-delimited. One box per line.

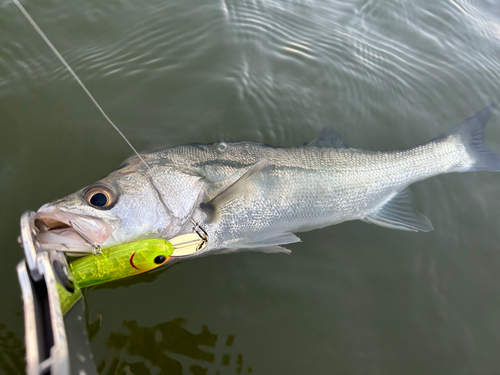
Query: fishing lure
xmin=70 ymin=239 xmax=174 ymax=288
xmin=55 ymin=233 xmax=205 ymax=313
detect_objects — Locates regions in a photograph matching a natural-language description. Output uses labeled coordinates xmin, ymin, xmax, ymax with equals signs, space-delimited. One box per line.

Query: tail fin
xmin=450 ymin=102 xmax=500 ymax=172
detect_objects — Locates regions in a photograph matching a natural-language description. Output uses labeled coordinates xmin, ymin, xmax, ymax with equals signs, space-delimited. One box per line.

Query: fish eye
xmin=90 ymin=193 xmax=107 ymax=207
xmin=154 ymin=255 xmax=166 ymax=264
xmin=83 ymin=184 xmax=117 ymax=210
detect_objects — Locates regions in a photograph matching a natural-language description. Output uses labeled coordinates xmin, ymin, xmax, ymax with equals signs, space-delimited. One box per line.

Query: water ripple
xmin=1 ymin=0 xmax=499 ymax=145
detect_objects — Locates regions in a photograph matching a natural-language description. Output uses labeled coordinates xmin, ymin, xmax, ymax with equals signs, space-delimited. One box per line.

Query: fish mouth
xmin=34 ymin=208 xmax=116 ymax=254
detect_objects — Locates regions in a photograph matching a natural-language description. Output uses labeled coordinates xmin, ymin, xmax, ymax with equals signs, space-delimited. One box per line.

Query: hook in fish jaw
xmin=69 ymin=220 xmax=102 ymax=256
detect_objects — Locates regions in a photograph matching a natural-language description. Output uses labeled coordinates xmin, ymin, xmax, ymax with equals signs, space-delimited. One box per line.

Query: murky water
xmin=1 ymin=0 xmax=500 ymax=373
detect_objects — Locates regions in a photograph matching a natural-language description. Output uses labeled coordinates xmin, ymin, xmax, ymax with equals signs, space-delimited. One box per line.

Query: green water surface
xmin=1 ymin=0 xmax=500 ymax=373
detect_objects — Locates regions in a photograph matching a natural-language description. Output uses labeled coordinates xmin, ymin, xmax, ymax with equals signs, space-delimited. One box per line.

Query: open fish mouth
xmin=34 ymin=208 xmax=115 ymax=254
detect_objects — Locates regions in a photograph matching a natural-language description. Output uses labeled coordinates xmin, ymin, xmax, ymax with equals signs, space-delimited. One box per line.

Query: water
xmin=1 ymin=0 xmax=500 ymax=373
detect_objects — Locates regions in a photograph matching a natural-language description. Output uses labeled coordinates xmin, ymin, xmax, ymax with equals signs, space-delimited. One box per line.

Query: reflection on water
xmin=0 ymin=323 xmax=25 ymax=375
xmin=98 ymin=318 xmax=252 ymax=375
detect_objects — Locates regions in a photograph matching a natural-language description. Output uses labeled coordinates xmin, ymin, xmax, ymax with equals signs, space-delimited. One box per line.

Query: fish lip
xmin=34 ymin=209 xmax=116 ymax=252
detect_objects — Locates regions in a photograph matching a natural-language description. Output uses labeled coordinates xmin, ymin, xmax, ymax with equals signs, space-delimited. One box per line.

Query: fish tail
xmin=449 ymin=102 xmax=500 ymax=172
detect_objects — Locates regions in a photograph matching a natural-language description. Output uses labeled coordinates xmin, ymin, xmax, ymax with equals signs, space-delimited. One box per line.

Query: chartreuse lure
xmin=70 ymin=239 xmax=174 ymax=288
xmin=58 ymin=235 xmax=204 ymax=313
xmin=57 ymin=282 xmax=82 ymax=315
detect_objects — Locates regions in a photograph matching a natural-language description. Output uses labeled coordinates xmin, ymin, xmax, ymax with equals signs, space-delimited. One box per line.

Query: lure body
xmin=70 ymin=239 xmax=173 ymax=288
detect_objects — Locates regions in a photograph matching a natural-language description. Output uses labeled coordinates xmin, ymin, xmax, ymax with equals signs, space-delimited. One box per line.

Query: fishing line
xmin=11 ymin=0 xmax=152 ymax=173
xmin=12 ymin=0 xmax=208 ymax=248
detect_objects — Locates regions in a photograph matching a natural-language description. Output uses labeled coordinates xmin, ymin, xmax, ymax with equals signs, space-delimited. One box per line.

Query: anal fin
xmin=363 ymin=188 xmax=433 ymax=232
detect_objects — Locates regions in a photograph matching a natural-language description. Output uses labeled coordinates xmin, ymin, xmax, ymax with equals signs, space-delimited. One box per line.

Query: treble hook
xmin=189 ymin=217 xmax=209 ymax=251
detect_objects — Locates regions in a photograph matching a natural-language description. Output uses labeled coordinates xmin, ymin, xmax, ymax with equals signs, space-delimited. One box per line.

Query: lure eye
xmin=83 ymin=184 xmax=117 ymax=210
xmin=154 ymin=255 xmax=166 ymax=264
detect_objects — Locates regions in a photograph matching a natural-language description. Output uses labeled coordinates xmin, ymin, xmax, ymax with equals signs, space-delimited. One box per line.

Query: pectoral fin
xmin=363 ymin=188 xmax=433 ymax=232
xmin=202 ymin=159 xmax=270 ymax=222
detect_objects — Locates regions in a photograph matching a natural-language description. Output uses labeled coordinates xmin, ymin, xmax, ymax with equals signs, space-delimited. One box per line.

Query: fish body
xmin=36 ymin=104 xmax=500 ymax=258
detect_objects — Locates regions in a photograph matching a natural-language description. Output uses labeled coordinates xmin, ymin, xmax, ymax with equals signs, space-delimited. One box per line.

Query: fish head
xmin=35 ymin=161 xmax=197 ymax=254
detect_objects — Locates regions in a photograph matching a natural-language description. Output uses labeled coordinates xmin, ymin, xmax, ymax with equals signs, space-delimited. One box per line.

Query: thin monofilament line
xmin=13 ymin=0 xmax=201 ymax=229
xmin=11 ymin=0 xmax=152 ymax=173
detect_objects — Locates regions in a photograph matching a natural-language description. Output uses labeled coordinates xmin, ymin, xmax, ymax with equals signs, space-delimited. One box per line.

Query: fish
xmin=35 ymin=103 xmax=499 ymax=259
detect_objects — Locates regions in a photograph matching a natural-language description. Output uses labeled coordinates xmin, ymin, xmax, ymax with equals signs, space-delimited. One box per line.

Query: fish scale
xmin=185 ymin=137 xmax=468 ymax=250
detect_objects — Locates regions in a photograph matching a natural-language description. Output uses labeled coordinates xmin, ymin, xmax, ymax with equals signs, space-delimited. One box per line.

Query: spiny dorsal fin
xmin=304 ymin=127 xmax=349 ymax=148
xmin=363 ymin=188 xmax=433 ymax=232
xmin=202 ymin=159 xmax=270 ymax=222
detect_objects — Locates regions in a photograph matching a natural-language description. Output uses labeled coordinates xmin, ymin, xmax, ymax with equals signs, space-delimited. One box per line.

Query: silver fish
xmin=35 ymin=103 xmax=499 ymax=257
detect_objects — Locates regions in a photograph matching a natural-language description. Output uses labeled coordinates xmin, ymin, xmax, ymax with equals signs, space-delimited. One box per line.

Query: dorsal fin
xmin=304 ymin=127 xmax=349 ymax=148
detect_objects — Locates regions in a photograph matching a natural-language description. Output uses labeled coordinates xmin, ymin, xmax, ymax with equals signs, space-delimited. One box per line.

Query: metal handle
xmin=17 ymin=211 xmax=72 ymax=375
